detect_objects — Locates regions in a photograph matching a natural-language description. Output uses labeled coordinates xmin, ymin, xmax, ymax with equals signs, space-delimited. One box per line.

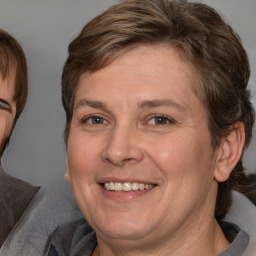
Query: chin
xmin=92 ymin=215 xmax=156 ymax=240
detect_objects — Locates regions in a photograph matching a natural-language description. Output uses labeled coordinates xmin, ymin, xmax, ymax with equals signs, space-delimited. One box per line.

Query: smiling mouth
xmin=102 ymin=182 xmax=156 ymax=192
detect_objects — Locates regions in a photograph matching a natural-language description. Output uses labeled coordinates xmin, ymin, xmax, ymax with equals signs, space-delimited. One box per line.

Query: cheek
xmin=147 ymin=134 xmax=195 ymax=170
xmin=149 ymin=135 xmax=216 ymax=213
xmin=0 ymin=124 xmax=4 ymax=141
xmin=146 ymin=132 xmax=213 ymax=183
xmin=67 ymin=133 xmax=101 ymax=180
xmin=0 ymin=114 xmax=12 ymax=141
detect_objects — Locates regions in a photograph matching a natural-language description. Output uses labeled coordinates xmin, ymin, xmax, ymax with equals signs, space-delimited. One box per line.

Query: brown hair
xmin=62 ymin=0 xmax=255 ymax=219
xmin=0 ymin=29 xmax=28 ymax=123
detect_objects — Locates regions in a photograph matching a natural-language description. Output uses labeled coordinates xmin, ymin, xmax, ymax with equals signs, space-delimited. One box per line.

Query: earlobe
xmin=64 ymin=158 xmax=71 ymax=183
xmin=214 ymin=122 xmax=245 ymax=182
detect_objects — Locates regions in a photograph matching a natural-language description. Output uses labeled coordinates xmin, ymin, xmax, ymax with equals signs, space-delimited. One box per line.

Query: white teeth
xmin=104 ymin=183 xmax=110 ymax=190
xmin=114 ymin=182 xmax=123 ymax=191
xmin=103 ymin=182 xmax=154 ymax=192
xmin=131 ymin=183 xmax=139 ymax=191
xmin=109 ymin=182 xmax=115 ymax=190
xmin=123 ymin=182 xmax=131 ymax=191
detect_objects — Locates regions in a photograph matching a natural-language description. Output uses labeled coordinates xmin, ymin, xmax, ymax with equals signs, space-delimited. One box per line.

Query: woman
xmin=47 ymin=0 xmax=255 ymax=255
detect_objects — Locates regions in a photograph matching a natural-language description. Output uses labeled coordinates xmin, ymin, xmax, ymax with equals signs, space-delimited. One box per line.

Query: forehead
xmin=74 ymin=44 xmax=198 ymax=107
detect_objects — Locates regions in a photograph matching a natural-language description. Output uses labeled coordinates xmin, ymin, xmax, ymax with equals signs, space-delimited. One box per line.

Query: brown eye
xmin=154 ymin=117 xmax=169 ymax=125
xmin=147 ymin=115 xmax=173 ymax=125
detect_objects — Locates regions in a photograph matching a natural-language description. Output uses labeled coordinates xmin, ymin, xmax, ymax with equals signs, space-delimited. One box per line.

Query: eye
xmin=83 ymin=115 xmax=108 ymax=125
xmin=147 ymin=115 xmax=174 ymax=125
xmin=0 ymin=99 xmax=11 ymax=112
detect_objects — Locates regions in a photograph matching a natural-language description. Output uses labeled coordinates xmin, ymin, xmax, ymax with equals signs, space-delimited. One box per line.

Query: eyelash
xmin=0 ymin=101 xmax=11 ymax=112
xmin=146 ymin=114 xmax=175 ymax=125
xmin=81 ymin=114 xmax=174 ymax=126
xmin=81 ymin=115 xmax=108 ymax=125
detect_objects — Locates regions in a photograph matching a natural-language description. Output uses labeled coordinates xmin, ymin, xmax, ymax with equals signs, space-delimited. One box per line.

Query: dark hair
xmin=61 ymin=0 xmax=255 ymax=219
xmin=0 ymin=29 xmax=28 ymax=122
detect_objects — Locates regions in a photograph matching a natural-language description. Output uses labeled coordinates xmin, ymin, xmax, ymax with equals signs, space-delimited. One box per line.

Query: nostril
xmin=101 ymin=133 xmax=144 ymax=165
xmin=103 ymin=156 xmax=128 ymax=167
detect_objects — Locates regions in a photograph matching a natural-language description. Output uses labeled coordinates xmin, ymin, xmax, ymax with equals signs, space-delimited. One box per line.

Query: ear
xmin=64 ymin=158 xmax=71 ymax=183
xmin=214 ymin=122 xmax=245 ymax=182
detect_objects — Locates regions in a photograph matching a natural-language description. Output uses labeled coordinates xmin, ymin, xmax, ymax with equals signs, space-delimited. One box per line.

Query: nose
xmin=101 ymin=124 xmax=144 ymax=166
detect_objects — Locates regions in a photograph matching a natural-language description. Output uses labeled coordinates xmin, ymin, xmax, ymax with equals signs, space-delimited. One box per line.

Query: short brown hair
xmin=0 ymin=29 xmax=28 ymax=123
xmin=62 ymin=0 xmax=255 ymax=219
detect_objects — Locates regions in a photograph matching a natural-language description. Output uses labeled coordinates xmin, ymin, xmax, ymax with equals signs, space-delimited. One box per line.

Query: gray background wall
xmin=0 ymin=0 xmax=255 ymax=200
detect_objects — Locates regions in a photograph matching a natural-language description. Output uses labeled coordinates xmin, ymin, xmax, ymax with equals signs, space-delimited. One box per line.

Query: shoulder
xmin=0 ymin=166 xmax=39 ymax=247
xmin=224 ymin=191 xmax=256 ymax=256
xmin=46 ymin=218 xmax=96 ymax=256
xmin=0 ymin=187 xmax=82 ymax=256
xmin=225 ymin=191 xmax=256 ymax=237
xmin=0 ymin=166 xmax=39 ymax=198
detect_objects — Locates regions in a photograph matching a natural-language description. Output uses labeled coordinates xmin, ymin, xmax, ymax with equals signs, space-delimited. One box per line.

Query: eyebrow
xmin=74 ymin=99 xmax=108 ymax=111
xmin=139 ymin=99 xmax=186 ymax=112
xmin=0 ymin=98 xmax=12 ymax=112
xmin=74 ymin=98 xmax=186 ymax=113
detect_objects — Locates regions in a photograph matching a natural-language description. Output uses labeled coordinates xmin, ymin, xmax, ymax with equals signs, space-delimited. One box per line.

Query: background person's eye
xmin=0 ymin=99 xmax=11 ymax=112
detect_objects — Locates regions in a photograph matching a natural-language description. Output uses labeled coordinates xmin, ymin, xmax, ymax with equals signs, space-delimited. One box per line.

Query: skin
xmin=0 ymin=71 xmax=16 ymax=158
xmin=66 ymin=44 xmax=244 ymax=256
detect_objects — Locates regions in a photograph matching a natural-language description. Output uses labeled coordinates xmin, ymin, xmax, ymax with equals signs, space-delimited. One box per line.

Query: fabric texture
xmin=218 ymin=221 xmax=249 ymax=256
xmin=46 ymin=219 xmax=96 ymax=256
xmin=224 ymin=191 xmax=256 ymax=256
xmin=0 ymin=165 xmax=39 ymax=247
xmin=46 ymin=219 xmax=249 ymax=256
xmin=0 ymin=187 xmax=82 ymax=256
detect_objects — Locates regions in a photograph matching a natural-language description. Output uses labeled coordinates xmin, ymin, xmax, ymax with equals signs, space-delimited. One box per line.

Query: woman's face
xmin=66 ymin=45 xmax=219 ymax=246
xmin=0 ymin=72 xmax=16 ymax=157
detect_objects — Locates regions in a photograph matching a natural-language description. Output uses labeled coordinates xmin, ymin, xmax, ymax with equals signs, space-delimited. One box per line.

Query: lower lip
xmin=98 ymin=184 xmax=156 ymax=201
